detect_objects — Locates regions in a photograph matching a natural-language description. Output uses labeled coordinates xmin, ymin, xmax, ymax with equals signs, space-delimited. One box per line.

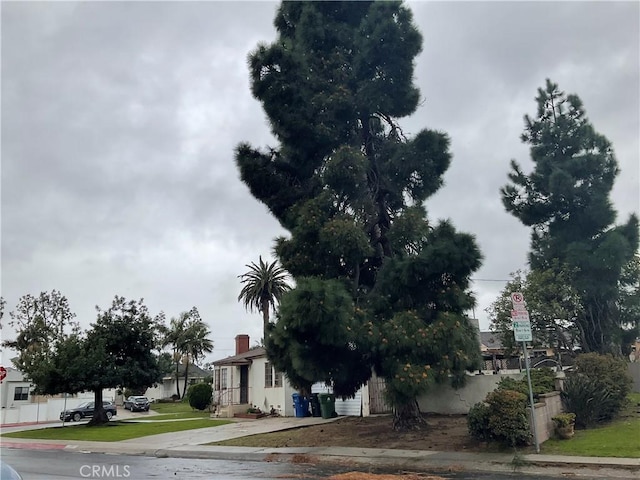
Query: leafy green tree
xmin=3 ymin=291 xmax=80 ymax=392
xmin=501 ymin=79 xmax=639 ymax=354
xmin=487 ymin=264 xmax=582 ymax=361
xmin=6 ymin=295 xmax=164 ymax=425
xmin=238 ymin=256 xmax=291 ymax=340
xmin=81 ymin=296 xmax=165 ymax=424
xmin=236 ymin=1 xmax=482 ymax=430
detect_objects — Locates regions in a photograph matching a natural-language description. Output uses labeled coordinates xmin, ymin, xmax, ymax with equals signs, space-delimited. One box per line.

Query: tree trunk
xmin=174 ymin=350 xmax=181 ymax=398
xmin=183 ymin=357 xmax=190 ymax=399
xmin=392 ymin=400 xmax=428 ymax=431
xmin=88 ymin=389 xmax=108 ymax=426
xmin=261 ymin=298 xmax=270 ymax=343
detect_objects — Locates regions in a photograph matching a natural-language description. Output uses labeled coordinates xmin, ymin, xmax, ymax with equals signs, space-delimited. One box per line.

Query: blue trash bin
xmin=292 ymin=393 xmax=309 ymax=417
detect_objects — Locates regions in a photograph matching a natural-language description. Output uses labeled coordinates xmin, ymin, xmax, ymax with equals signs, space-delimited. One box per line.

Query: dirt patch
xmin=214 ymin=414 xmax=488 ymax=452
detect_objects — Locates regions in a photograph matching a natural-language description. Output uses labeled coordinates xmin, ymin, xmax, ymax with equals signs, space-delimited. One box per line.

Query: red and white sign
xmin=511 ymin=310 xmax=530 ymax=321
xmin=0 ymin=366 xmax=7 ymax=382
xmin=511 ymin=292 xmax=526 ymax=311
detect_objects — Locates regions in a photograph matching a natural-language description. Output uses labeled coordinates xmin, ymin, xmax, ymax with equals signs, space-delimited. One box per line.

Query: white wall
xmin=249 ymin=357 xmax=295 ymax=416
xmin=417 ymin=373 xmax=525 ymax=414
xmin=311 ymin=383 xmax=363 ymax=416
xmin=0 ymin=393 xmax=94 ymax=425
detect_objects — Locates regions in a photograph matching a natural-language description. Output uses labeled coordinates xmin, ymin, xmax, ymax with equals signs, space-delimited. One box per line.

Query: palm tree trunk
xmin=183 ymin=357 xmax=190 ymax=398
xmin=261 ymin=298 xmax=270 ymax=342
xmin=174 ymin=349 xmax=181 ymax=398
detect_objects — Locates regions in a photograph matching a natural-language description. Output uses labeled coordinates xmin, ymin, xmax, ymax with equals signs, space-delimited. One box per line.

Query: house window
xmin=214 ymin=369 xmax=221 ymax=390
xmin=274 ymin=370 xmax=283 ymax=388
xmin=14 ymin=387 xmax=29 ymax=401
xmin=265 ymin=362 xmax=273 ymax=388
xmin=221 ymin=368 xmax=228 ymax=389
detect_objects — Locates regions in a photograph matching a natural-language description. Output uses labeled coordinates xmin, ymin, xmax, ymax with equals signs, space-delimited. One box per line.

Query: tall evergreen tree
xmin=236 ymin=1 xmax=482 ymax=430
xmin=502 ymin=79 xmax=639 ymax=354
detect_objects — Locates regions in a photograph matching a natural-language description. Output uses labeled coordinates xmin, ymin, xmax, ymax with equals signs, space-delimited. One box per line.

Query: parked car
xmin=123 ymin=396 xmax=150 ymax=412
xmin=0 ymin=460 xmax=23 ymax=480
xmin=60 ymin=401 xmax=117 ymax=422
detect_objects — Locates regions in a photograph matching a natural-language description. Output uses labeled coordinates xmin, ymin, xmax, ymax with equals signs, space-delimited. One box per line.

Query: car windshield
xmin=77 ymin=402 xmax=91 ymax=409
xmin=134 ymin=397 xmax=148 ymax=401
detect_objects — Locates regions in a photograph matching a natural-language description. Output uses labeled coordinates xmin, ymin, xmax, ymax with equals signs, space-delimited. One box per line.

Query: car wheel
xmin=73 ymin=413 xmax=82 ymax=422
xmin=106 ymin=411 xmax=113 ymax=420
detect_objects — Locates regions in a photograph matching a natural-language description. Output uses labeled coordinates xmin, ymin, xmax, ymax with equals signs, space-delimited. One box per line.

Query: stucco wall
xmin=530 ymin=391 xmax=563 ymax=444
xmin=250 ymin=357 xmax=295 ymax=416
xmin=417 ymin=373 xmax=525 ymax=414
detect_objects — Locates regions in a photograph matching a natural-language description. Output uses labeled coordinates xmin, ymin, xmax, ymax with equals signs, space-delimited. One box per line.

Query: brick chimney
xmin=235 ymin=334 xmax=250 ymax=355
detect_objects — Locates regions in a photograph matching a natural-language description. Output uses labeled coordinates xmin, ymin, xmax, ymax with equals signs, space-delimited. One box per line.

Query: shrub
xmin=561 ymin=353 xmax=632 ymax=428
xmin=551 ymin=412 xmax=575 ymax=428
xmin=467 ymin=402 xmax=491 ymax=441
xmin=187 ymin=383 xmax=213 ymax=411
xmin=123 ymin=388 xmax=146 ymax=399
xmin=486 ymin=389 xmax=531 ymax=446
xmin=497 ymin=367 xmax=556 ymax=399
xmin=467 ymin=390 xmax=531 ymax=446
xmin=561 ymin=375 xmax=615 ymax=428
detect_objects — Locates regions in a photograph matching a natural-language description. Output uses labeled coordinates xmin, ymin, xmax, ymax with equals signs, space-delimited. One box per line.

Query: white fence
xmin=0 ymin=393 xmax=95 ymax=425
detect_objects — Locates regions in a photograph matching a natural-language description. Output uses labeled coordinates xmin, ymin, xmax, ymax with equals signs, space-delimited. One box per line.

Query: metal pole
xmin=523 ymin=341 xmax=539 ymax=453
xmin=62 ymin=393 xmax=67 ymax=427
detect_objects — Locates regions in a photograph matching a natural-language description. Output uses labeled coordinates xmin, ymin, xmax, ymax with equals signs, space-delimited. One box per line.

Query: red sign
xmin=0 ymin=366 xmax=7 ymax=382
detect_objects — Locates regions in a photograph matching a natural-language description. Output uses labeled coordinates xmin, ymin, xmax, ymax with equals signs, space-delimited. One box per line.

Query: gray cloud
xmin=2 ymin=1 xmax=638 ymax=363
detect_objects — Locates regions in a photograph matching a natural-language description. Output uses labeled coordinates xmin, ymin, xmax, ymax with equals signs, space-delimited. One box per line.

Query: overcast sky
xmin=2 ymin=1 xmax=638 ymax=365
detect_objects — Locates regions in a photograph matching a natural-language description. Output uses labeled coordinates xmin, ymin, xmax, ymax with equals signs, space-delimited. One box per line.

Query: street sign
xmin=511 ymin=292 xmax=526 ymax=311
xmin=511 ymin=309 xmax=530 ymax=321
xmin=513 ymin=319 xmax=532 ymax=342
xmin=0 ymin=366 xmax=6 ymax=382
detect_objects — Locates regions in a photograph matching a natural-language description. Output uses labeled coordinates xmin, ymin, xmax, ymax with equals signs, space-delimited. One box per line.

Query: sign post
xmin=510 ymin=293 xmax=539 ymax=453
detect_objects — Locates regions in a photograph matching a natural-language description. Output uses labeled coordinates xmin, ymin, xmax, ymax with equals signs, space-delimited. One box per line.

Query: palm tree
xmin=161 ymin=313 xmax=189 ymax=398
xmin=238 ymin=256 xmax=291 ymax=340
xmin=181 ymin=317 xmax=214 ymax=397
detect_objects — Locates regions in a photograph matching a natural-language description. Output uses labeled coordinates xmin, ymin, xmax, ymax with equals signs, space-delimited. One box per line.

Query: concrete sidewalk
xmin=1 ymin=416 xmax=638 ymax=478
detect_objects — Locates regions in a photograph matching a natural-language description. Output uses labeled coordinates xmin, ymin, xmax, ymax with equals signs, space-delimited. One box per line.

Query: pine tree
xmin=502 ymin=79 xmax=639 ymax=354
xmin=237 ymin=1 xmax=482 ymax=430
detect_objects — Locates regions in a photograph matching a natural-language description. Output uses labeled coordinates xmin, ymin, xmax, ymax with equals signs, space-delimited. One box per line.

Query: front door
xmin=240 ymin=365 xmax=249 ymax=404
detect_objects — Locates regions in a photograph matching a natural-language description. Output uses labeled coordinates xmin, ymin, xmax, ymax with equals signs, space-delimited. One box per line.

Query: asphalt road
xmin=0 ymin=448 xmax=596 ymax=480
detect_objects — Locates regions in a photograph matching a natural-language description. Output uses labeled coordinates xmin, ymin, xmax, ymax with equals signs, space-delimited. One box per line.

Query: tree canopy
xmin=501 ymin=79 xmax=639 ymax=354
xmin=236 ymin=1 xmax=482 ymax=430
xmin=5 ymin=293 xmax=165 ymax=425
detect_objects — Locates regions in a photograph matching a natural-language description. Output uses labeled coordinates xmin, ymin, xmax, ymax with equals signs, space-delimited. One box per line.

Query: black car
xmin=123 ymin=396 xmax=150 ymax=412
xmin=60 ymin=401 xmax=117 ymax=422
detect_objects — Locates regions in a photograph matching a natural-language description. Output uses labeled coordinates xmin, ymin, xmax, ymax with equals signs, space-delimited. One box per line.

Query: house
xmin=0 ymin=367 xmax=32 ymax=410
xmin=211 ymin=335 xmax=389 ymax=418
xmin=144 ymin=363 xmax=211 ymax=401
xmin=212 ymin=335 xmax=297 ymax=417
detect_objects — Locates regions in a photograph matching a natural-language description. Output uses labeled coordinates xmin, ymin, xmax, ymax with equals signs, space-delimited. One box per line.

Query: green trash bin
xmin=318 ymin=393 xmax=336 ymax=419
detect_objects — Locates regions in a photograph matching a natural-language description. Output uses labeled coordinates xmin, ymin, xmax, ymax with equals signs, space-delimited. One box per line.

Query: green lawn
xmin=148 ymin=402 xmax=203 ymax=415
xmin=541 ymin=393 xmax=640 ymax=458
xmin=132 ymin=412 xmax=210 ymax=421
xmin=1 ymin=418 xmax=230 ymax=442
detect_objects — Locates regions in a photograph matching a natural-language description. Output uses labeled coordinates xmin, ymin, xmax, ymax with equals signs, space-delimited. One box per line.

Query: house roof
xmin=212 ymin=346 xmax=267 ymax=367
xmin=479 ymin=331 xmax=504 ymax=351
xmin=165 ymin=363 xmax=210 ymax=379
